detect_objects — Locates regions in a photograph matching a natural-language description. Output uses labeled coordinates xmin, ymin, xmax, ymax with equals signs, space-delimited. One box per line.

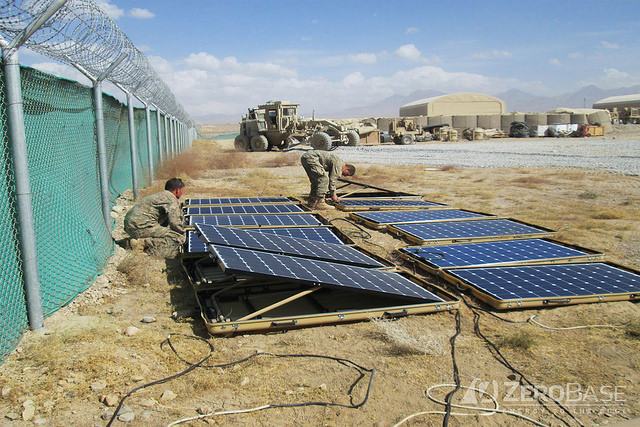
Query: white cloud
xmin=604 ymin=68 xmax=630 ymax=80
xmin=406 ymin=27 xmax=419 ymax=34
xmin=568 ymin=52 xmax=583 ymax=59
xmin=395 ymin=44 xmax=422 ymax=61
xmin=129 ymin=8 xmax=155 ymax=19
xmin=94 ymin=1 xmax=124 ymax=19
xmin=600 ymin=41 xmax=619 ymax=49
xmin=347 ymin=53 xmax=377 ymax=64
xmin=185 ymin=52 xmax=221 ymax=70
xmin=549 ymin=58 xmax=561 ymax=66
xmin=472 ymin=50 xmax=513 ymax=59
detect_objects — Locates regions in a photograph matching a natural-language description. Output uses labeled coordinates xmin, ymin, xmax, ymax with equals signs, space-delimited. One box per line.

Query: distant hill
xmin=322 ymin=89 xmax=446 ymax=119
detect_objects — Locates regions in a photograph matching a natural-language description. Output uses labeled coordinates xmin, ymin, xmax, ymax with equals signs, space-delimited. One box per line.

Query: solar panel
xmin=188 ymin=213 xmax=321 ymax=227
xmin=187 ymin=230 xmax=208 ymax=253
xmin=250 ymin=227 xmax=344 ymax=245
xmin=390 ymin=218 xmax=553 ymax=245
xmin=196 ymin=224 xmax=383 ymax=267
xmin=186 ymin=204 xmax=303 ymax=216
xmin=185 ymin=197 xmax=291 ymax=205
xmin=211 ymin=245 xmax=444 ymax=301
xmin=352 ymin=209 xmax=491 ymax=227
xmin=338 ymin=199 xmax=447 ymax=208
xmin=446 ymin=263 xmax=640 ymax=306
xmin=400 ymin=239 xmax=602 ymax=269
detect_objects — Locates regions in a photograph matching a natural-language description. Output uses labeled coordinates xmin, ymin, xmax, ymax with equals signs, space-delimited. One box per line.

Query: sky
xmin=20 ymin=0 xmax=640 ymax=122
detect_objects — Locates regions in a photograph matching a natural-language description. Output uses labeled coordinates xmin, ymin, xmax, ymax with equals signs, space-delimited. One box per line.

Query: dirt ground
xmin=1 ymin=127 xmax=639 ymax=427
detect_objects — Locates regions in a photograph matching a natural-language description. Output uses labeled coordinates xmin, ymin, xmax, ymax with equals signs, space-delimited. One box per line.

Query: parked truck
xmin=234 ymin=101 xmax=361 ymax=152
xmin=385 ymin=117 xmax=432 ymax=144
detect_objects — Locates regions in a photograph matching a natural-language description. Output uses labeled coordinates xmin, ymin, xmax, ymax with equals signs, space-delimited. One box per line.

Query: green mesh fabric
xmin=0 ymin=65 xmax=172 ymax=363
xmin=0 ymin=66 xmax=28 ymax=361
xmin=20 ymin=66 xmax=114 ymax=315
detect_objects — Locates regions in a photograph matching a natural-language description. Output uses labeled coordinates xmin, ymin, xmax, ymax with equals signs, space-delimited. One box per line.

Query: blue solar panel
xmin=196 ymin=224 xmax=383 ymax=267
xmin=448 ymin=263 xmax=640 ymax=301
xmin=401 ymin=239 xmax=599 ymax=269
xmin=211 ymin=245 xmax=445 ymax=301
xmin=392 ymin=219 xmax=552 ymax=243
xmin=185 ymin=197 xmax=291 ymax=205
xmin=186 ymin=204 xmax=303 ymax=215
xmin=354 ymin=209 xmax=490 ymax=225
xmin=250 ymin=227 xmax=344 ymax=245
xmin=188 ymin=214 xmax=321 ymax=227
xmin=339 ymin=199 xmax=447 ymax=208
xmin=187 ymin=230 xmax=208 ymax=253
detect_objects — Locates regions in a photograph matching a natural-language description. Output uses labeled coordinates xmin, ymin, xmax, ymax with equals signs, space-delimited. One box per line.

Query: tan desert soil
xmin=0 ymin=126 xmax=639 ymax=427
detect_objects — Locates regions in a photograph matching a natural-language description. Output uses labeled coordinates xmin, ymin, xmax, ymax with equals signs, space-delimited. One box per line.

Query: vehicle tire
xmin=310 ymin=132 xmax=332 ymax=151
xmin=250 ymin=135 xmax=268 ymax=152
xmin=280 ymin=136 xmax=297 ymax=150
xmin=396 ymin=134 xmax=415 ymax=145
xmin=234 ymin=135 xmax=250 ymax=151
xmin=346 ymin=130 xmax=360 ymax=146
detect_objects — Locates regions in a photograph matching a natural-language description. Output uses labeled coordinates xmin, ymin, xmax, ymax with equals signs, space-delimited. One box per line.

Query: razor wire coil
xmin=0 ymin=0 xmax=191 ymax=125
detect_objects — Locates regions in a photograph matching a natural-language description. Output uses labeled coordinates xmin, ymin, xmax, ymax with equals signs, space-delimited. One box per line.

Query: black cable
xmin=106 ymin=334 xmax=375 ymax=426
xmin=442 ymin=309 xmax=462 ymax=426
xmin=328 ymin=217 xmax=372 ymax=240
xmin=462 ymin=299 xmax=582 ymax=426
xmin=106 ymin=334 xmax=214 ymax=427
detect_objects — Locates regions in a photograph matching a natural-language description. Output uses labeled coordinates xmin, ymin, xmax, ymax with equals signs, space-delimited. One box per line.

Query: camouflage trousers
xmin=124 ymin=223 xmax=185 ymax=258
xmin=301 ymin=155 xmax=329 ymax=198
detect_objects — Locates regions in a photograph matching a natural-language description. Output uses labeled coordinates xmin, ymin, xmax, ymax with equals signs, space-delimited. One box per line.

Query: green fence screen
xmin=0 ymin=65 xmax=172 ymax=363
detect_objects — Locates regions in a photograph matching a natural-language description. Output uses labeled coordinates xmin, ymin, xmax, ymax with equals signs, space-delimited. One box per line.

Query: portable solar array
xmin=181 ymin=196 xmax=458 ymax=334
xmin=345 ymin=189 xmax=640 ymax=310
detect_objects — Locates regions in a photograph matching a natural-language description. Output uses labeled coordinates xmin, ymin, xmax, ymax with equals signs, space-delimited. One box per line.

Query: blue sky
xmin=23 ymin=0 xmax=640 ymax=121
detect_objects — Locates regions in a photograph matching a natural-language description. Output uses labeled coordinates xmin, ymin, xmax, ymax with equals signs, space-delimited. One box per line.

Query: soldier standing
xmin=124 ymin=177 xmax=186 ymax=258
xmin=300 ymin=151 xmax=355 ymax=209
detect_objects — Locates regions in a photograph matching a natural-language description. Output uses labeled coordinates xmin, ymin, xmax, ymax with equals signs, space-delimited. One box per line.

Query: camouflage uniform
xmin=124 ymin=190 xmax=185 ymax=258
xmin=300 ymin=151 xmax=344 ymax=200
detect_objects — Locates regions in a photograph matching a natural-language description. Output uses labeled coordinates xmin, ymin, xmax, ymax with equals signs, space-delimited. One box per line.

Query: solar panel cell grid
xmin=186 ymin=204 xmax=303 ymax=215
xmin=185 ymin=197 xmax=291 ymax=205
xmin=188 ymin=214 xmax=321 ymax=227
xmin=211 ymin=245 xmax=444 ymax=301
xmin=339 ymin=199 xmax=446 ymax=207
xmin=196 ymin=224 xmax=382 ymax=267
xmin=449 ymin=263 xmax=640 ymax=301
xmin=354 ymin=209 xmax=490 ymax=225
xmin=393 ymin=219 xmax=552 ymax=242
xmin=401 ymin=239 xmax=594 ymax=269
xmin=251 ymin=227 xmax=344 ymax=245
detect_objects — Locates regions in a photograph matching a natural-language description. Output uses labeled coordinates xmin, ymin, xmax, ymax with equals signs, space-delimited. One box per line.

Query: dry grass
xmin=370 ymin=317 xmax=445 ymax=355
xmin=496 ymin=329 xmax=537 ymax=352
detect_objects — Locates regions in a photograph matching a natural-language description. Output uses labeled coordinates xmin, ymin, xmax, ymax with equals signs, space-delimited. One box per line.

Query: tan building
xmin=399 ymin=92 xmax=506 ymax=117
xmin=593 ymin=94 xmax=640 ymax=110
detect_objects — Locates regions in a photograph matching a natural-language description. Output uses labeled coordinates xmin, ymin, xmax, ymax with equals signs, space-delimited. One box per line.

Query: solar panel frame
xmin=210 ymin=245 xmax=445 ymax=301
xmin=188 ymin=213 xmax=323 ymax=227
xmin=442 ymin=262 xmax=640 ymax=309
xmin=183 ymin=196 xmax=293 ymax=206
xmin=196 ymin=224 xmax=384 ymax=267
xmin=388 ymin=218 xmax=555 ymax=246
xmin=185 ymin=204 xmax=305 ymax=216
xmin=350 ymin=209 xmax=494 ymax=230
xmin=398 ymin=238 xmax=604 ymax=275
xmin=336 ymin=198 xmax=449 ymax=212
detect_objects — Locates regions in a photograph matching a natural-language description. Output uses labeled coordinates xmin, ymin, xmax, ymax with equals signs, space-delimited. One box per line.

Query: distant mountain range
xmin=194 ymin=85 xmax=640 ymax=124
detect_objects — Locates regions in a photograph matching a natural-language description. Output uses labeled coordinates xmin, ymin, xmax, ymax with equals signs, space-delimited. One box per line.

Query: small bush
xmin=626 ymin=318 xmax=640 ymax=339
xmin=578 ymin=190 xmax=598 ymax=200
xmin=497 ymin=329 xmax=536 ymax=351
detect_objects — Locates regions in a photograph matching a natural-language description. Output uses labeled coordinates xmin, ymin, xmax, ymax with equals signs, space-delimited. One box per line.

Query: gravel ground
xmin=332 ymin=138 xmax=640 ymax=175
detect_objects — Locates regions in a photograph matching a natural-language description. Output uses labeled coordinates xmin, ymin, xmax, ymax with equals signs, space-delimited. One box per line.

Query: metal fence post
xmin=144 ymin=103 xmax=153 ymax=182
xmin=154 ymin=106 xmax=163 ymax=164
xmin=0 ymin=44 xmax=43 ymax=331
xmin=125 ymin=91 xmax=139 ymax=199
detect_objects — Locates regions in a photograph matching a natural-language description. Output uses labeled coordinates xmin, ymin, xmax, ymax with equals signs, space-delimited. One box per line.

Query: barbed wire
xmin=0 ymin=0 xmax=192 ymax=125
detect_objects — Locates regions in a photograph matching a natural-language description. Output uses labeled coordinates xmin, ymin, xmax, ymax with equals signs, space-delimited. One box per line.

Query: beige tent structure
xmin=593 ymin=94 xmax=640 ymax=110
xmin=399 ymin=92 xmax=506 ymax=117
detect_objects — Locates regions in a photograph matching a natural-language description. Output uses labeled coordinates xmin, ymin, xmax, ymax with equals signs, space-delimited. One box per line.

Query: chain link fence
xmin=0 ymin=0 xmax=194 ymax=362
